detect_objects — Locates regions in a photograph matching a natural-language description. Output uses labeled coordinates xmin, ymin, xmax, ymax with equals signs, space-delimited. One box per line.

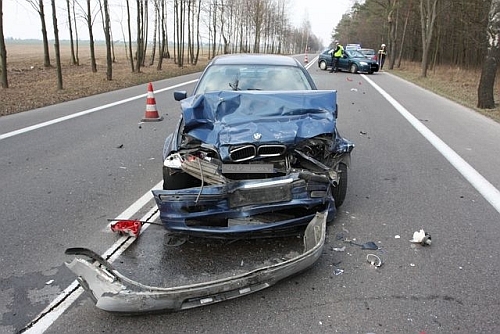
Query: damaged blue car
xmin=152 ymin=54 xmax=354 ymax=239
xmin=64 ymin=55 xmax=354 ymax=314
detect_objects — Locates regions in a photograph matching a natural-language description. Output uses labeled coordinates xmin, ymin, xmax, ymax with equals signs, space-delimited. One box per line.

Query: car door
xmin=338 ymin=52 xmax=350 ymax=71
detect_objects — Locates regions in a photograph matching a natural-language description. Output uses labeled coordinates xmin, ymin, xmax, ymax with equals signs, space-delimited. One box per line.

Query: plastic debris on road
xmin=410 ymin=229 xmax=432 ymax=246
xmin=366 ymin=254 xmax=383 ymax=267
xmin=110 ymin=220 xmax=142 ymax=237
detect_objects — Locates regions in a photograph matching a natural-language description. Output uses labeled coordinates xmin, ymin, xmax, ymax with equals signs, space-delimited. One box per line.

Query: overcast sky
xmin=3 ymin=0 xmax=356 ymax=46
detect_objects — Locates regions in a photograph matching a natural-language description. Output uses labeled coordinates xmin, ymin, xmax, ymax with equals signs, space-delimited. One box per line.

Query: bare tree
xmin=26 ymin=0 xmax=51 ymax=67
xmin=150 ymin=0 xmax=159 ymax=66
xmin=51 ymin=0 xmax=62 ymax=89
xmin=209 ymin=0 xmax=217 ymax=58
xmin=101 ymin=0 xmax=112 ymax=80
xmin=251 ymin=0 xmax=266 ymax=53
xmin=125 ymin=0 xmax=134 ymax=72
xmin=174 ymin=0 xmax=186 ymax=66
xmin=77 ymin=0 xmax=98 ymax=72
xmin=156 ymin=0 xmax=165 ymax=70
xmin=135 ymin=0 xmax=144 ymax=72
xmin=419 ymin=0 xmax=439 ymax=77
xmin=66 ymin=0 xmax=77 ymax=65
xmin=141 ymin=0 xmax=149 ymax=67
xmin=0 ymin=0 xmax=8 ymax=88
xmin=72 ymin=0 xmax=79 ymax=65
xmin=194 ymin=0 xmax=202 ymax=64
xmin=396 ymin=0 xmax=413 ymax=68
xmin=477 ymin=0 xmax=500 ymax=109
xmin=386 ymin=0 xmax=400 ymax=70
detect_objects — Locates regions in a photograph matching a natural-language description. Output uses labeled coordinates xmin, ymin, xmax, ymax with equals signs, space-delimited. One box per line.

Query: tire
xmin=319 ymin=60 xmax=327 ymax=70
xmin=332 ymin=163 xmax=348 ymax=208
xmin=163 ymin=166 xmax=200 ymax=190
xmin=350 ymin=64 xmax=358 ymax=74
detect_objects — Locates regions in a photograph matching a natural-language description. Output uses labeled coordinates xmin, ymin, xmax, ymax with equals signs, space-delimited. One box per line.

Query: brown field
xmin=1 ymin=41 xmax=208 ymax=116
xmin=1 ymin=41 xmax=499 ymax=123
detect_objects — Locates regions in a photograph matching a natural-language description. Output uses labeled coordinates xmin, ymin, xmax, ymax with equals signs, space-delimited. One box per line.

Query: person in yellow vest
xmin=328 ymin=42 xmax=344 ymax=73
xmin=378 ymin=43 xmax=387 ymax=70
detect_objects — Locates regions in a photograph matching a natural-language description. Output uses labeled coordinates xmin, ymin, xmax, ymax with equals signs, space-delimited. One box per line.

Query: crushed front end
xmin=153 ymin=90 xmax=354 ymax=238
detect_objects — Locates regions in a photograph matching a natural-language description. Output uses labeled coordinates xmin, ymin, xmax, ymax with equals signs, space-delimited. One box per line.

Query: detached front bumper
xmin=65 ymin=212 xmax=327 ymax=314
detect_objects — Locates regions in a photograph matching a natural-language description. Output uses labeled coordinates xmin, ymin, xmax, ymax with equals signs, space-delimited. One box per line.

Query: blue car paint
xmin=180 ymin=90 xmax=343 ymax=160
xmin=153 ymin=90 xmax=354 ymax=238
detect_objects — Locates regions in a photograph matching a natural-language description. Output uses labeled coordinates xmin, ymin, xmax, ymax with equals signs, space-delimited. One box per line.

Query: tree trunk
xmin=0 ymin=0 xmax=8 ymax=88
xmin=141 ymin=0 xmax=148 ymax=67
xmin=103 ymin=0 xmax=112 ymax=80
xmin=397 ymin=0 xmax=413 ymax=68
xmin=51 ymin=0 xmax=63 ymax=90
xmin=86 ymin=0 xmax=97 ymax=73
xmin=126 ymin=0 xmax=134 ymax=72
xmin=157 ymin=0 xmax=165 ymax=70
xmin=419 ymin=0 xmax=439 ymax=78
xmin=66 ymin=0 xmax=77 ymax=65
xmin=150 ymin=2 xmax=158 ymax=66
xmin=135 ymin=0 xmax=142 ymax=72
xmin=38 ymin=0 xmax=51 ymax=67
xmin=477 ymin=0 xmax=500 ymax=109
xmin=72 ymin=0 xmax=79 ymax=65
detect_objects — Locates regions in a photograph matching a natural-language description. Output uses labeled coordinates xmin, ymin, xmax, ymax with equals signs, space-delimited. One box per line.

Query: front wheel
xmin=350 ymin=64 xmax=358 ymax=74
xmin=319 ymin=60 xmax=328 ymax=70
xmin=332 ymin=163 xmax=348 ymax=208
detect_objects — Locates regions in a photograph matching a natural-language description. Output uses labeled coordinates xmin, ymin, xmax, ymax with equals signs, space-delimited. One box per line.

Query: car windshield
xmin=195 ymin=64 xmax=313 ymax=93
xmin=346 ymin=50 xmax=367 ymax=58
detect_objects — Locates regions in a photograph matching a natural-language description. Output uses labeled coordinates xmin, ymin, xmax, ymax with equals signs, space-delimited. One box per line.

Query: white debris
xmin=410 ymin=229 xmax=432 ymax=246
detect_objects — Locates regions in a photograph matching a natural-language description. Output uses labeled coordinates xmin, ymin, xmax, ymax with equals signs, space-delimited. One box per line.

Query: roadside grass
xmin=390 ymin=61 xmax=500 ymax=123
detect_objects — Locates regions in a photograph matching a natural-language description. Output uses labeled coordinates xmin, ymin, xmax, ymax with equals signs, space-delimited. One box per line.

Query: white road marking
xmin=363 ymin=75 xmax=500 ymax=214
xmin=23 ymin=181 xmax=162 ymax=333
xmin=12 ymin=79 xmax=196 ymax=332
xmin=0 ymin=80 xmax=198 ymax=141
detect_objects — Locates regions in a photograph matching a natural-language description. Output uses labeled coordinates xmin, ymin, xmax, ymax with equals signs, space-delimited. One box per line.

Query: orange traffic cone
xmin=142 ymin=82 xmax=163 ymax=122
xmin=304 ymin=53 xmax=309 ymax=63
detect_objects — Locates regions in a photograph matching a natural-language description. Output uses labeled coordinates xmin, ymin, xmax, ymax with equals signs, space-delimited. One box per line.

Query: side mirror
xmin=174 ymin=91 xmax=187 ymax=101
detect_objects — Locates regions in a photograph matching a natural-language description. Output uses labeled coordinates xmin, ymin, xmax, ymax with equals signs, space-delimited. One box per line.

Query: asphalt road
xmin=1 ymin=56 xmax=500 ymax=334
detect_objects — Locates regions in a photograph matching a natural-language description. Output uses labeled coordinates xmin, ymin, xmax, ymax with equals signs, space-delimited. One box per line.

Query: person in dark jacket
xmin=378 ymin=43 xmax=387 ymax=70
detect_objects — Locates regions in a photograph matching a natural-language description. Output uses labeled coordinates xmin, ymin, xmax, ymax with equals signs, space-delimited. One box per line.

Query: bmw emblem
xmin=253 ymin=132 xmax=262 ymax=141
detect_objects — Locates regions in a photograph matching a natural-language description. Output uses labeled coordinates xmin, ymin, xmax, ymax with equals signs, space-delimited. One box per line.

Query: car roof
xmin=208 ymin=54 xmax=302 ymax=67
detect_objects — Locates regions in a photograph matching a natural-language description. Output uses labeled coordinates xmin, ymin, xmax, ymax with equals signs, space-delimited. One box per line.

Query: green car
xmin=318 ymin=49 xmax=379 ymax=74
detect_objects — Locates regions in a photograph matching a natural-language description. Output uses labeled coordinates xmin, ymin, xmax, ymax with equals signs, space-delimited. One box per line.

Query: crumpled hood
xmin=180 ymin=90 xmax=338 ymax=157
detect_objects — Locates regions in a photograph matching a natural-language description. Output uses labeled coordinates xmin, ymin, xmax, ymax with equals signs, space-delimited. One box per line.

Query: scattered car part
xmin=366 ymin=254 xmax=383 ymax=267
xmin=410 ymin=229 xmax=432 ymax=246
xmin=65 ymin=212 xmax=327 ymax=314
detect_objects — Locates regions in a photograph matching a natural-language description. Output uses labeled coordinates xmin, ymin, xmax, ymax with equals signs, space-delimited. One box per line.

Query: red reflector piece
xmin=110 ymin=220 xmax=142 ymax=237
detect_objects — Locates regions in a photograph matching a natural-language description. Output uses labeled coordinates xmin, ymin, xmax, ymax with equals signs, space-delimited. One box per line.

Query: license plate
xmin=229 ymin=184 xmax=292 ymax=208
xmin=222 ymin=164 xmax=274 ymax=174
